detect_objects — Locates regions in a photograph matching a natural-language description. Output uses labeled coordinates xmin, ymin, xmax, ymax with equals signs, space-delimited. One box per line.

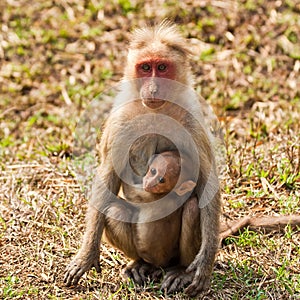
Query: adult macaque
xmin=64 ymin=21 xmax=221 ymax=296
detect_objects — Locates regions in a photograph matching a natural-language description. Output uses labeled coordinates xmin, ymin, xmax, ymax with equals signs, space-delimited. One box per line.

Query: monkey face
xmin=143 ymin=166 xmax=169 ymax=194
xmin=135 ymin=58 xmax=177 ymax=109
xmin=143 ymin=153 xmax=180 ymax=194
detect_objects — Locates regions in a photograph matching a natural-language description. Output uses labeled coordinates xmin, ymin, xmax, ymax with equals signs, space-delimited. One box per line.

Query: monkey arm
xmin=64 ymin=205 xmax=104 ymax=286
xmin=183 ymin=129 xmax=221 ymax=296
xmin=64 ymin=161 xmax=121 ymax=286
xmin=184 ymin=189 xmax=221 ymax=297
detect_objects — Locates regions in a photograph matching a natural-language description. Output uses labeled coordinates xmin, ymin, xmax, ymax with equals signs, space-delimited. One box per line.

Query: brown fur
xmin=64 ymin=22 xmax=221 ymax=297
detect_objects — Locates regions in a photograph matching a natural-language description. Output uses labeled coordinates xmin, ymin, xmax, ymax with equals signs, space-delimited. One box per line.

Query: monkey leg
xmin=104 ymin=199 xmax=139 ymax=260
xmin=105 ymin=200 xmax=162 ymax=285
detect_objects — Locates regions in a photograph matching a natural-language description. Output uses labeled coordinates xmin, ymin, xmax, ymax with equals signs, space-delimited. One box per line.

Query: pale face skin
xmin=143 ymin=152 xmax=180 ymax=194
xmin=135 ymin=58 xmax=177 ymax=109
xmin=143 ymin=151 xmax=196 ymax=197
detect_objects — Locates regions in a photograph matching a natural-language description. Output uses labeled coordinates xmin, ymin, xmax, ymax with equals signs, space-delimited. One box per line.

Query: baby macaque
xmin=143 ymin=151 xmax=196 ymax=196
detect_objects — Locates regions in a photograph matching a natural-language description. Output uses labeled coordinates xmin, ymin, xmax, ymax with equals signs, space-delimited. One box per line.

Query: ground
xmin=0 ymin=0 xmax=299 ymax=299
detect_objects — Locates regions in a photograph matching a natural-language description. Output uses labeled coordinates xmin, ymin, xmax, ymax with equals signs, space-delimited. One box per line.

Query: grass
xmin=1 ymin=0 xmax=299 ymax=299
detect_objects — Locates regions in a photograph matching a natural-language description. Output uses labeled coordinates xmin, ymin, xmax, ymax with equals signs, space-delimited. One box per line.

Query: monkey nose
xmin=149 ymin=80 xmax=158 ymax=95
xmin=150 ymin=86 xmax=157 ymax=97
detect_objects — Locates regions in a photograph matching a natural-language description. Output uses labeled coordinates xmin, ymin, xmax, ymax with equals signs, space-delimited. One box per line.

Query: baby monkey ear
xmin=174 ymin=180 xmax=196 ymax=196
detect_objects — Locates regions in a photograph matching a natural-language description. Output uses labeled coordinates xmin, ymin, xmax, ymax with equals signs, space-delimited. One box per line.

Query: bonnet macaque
xmin=65 ymin=21 xmax=221 ymax=297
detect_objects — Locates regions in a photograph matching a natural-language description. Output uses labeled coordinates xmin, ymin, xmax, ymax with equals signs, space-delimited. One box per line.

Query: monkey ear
xmin=174 ymin=180 xmax=196 ymax=196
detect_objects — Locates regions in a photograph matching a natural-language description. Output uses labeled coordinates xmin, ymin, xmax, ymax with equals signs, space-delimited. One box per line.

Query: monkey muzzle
xmin=140 ymin=79 xmax=166 ymax=109
xmin=143 ymin=179 xmax=164 ymax=194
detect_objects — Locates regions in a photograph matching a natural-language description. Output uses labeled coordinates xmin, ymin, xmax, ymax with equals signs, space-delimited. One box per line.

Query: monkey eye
xmin=158 ymin=177 xmax=165 ymax=183
xmin=141 ymin=63 xmax=151 ymax=71
xmin=150 ymin=168 xmax=157 ymax=175
xmin=157 ymin=64 xmax=167 ymax=71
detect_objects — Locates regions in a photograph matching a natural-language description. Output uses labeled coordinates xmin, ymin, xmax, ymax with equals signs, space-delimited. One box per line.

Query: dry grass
xmin=0 ymin=0 xmax=299 ymax=299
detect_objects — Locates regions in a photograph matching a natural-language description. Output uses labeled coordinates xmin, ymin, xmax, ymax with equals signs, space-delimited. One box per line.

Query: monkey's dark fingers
xmin=131 ymin=267 xmax=145 ymax=285
xmin=149 ymin=268 xmax=163 ymax=281
xmin=161 ymin=270 xmax=193 ymax=294
xmin=64 ymin=256 xmax=101 ymax=287
xmin=123 ymin=261 xmax=157 ymax=285
xmin=64 ymin=262 xmax=87 ymax=287
xmin=138 ymin=266 xmax=150 ymax=283
xmin=184 ymin=273 xmax=210 ymax=297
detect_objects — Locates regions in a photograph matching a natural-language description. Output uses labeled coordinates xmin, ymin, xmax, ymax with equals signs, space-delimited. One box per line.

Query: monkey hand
xmin=161 ymin=261 xmax=211 ymax=296
xmin=161 ymin=267 xmax=193 ymax=294
xmin=64 ymin=250 xmax=101 ymax=287
xmin=183 ymin=259 xmax=211 ymax=297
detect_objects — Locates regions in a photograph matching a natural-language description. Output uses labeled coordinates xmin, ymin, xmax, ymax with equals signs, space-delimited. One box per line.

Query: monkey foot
xmin=122 ymin=260 xmax=162 ymax=286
